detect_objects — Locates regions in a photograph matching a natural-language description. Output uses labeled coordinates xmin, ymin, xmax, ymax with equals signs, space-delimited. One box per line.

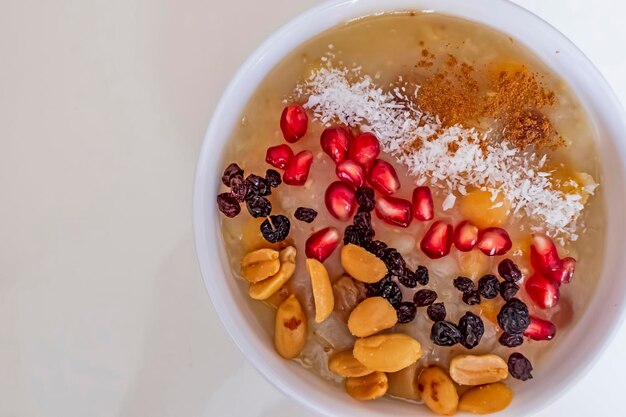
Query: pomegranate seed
xmin=412 ymin=186 xmax=434 ymax=221
xmin=368 ymin=159 xmax=400 ymax=195
xmin=280 ymin=104 xmax=308 ymax=143
xmin=530 ymin=234 xmax=562 ymax=273
xmin=374 ymin=196 xmax=412 ymax=228
xmin=550 ymin=257 xmax=576 ymax=284
xmin=524 ymin=316 xmax=557 ymax=341
xmin=320 ymin=126 xmax=352 ymax=164
xmin=283 ymin=150 xmax=313 ymax=185
xmin=336 ymin=160 xmax=365 ymax=187
xmin=420 ymin=221 xmax=453 ymax=259
xmin=305 ymin=227 xmax=340 ymax=262
xmin=325 ymin=181 xmax=357 ymax=221
xmin=454 ymin=220 xmax=479 ymax=252
xmin=476 ymin=227 xmax=512 ymax=256
xmin=265 ymin=144 xmax=293 ymax=169
xmin=525 ymin=273 xmax=560 ymax=309
xmin=349 ymin=132 xmax=380 ymax=169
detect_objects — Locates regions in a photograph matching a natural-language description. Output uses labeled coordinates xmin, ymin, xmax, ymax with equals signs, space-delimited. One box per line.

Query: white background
xmin=1 ymin=0 xmax=625 ymax=416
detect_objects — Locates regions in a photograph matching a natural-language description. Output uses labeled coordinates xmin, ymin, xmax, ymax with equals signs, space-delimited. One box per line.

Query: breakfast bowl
xmin=193 ymin=0 xmax=626 ymax=415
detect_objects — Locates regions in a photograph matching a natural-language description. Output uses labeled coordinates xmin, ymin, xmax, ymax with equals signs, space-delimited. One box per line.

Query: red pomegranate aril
xmin=283 ymin=150 xmax=313 ymax=185
xmin=280 ymin=104 xmax=308 ymax=143
xmin=454 ymin=220 xmax=479 ymax=252
xmin=525 ymin=272 xmax=560 ymax=309
xmin=412 ymin=186 xmax=434 ymax=221
xmin=349 ymin=132 xmax=380 ymax=169
xmin=305 ymin=227 xmax=341 ymax=262
xmin=265 ymin=144 xmax=294 ymax=169
xmin=530 ymin=234 xmax=562 ymax=273
xmin=368 ymin=159 xmax=400 ymax=195
xmin=420 ymin=221 xmax=453 ymax=259
xmin=321 ymin=126 xmax=353 ymax=164
xmin=476 ymin=227 xmax=512 ymax=256
xmin=524 ymin=316 xmax=557 ymax=341
xmin=374 ymin=196 xmax=412 ymax=228
xmin=550 ymin=257 xmax=576 ymax=284
xmin=325 ymin=181 xmax=357 ymax=221
xmin=336 ymin=160 xmax=365 ymax=187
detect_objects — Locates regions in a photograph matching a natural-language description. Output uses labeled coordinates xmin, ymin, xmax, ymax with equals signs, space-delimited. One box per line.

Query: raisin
xmin=294 ymin=207 xmax=317 ymax=223
xmin=365 ymin=275 xmax=391 ymax=297
xmin=355 ymin=186 xmax=375 ymax=211
xmin=431 ymin=321 xmax=462 ymax=346
xmin=508 ymin=352 xmax=533 ymax=381
xmin=396 ymin=302 xmax=417 ymax=324
xmin=413 ymin=289 xmax=437 ymax=307
xmin=415 ymin=266 xmax=429 ymax=285
xmin=478 ymin=274 xmax=500 ymax=299
xmin=265 ymin=169 xmax=282 ymax=188
xmin=380 ymin=281 xmax=403 ymax=307
xmin=382 ymin=248 xmax=407 ymax=277
xmin=497 ymin=298 xmax=530 ymax=335
xmin=499 ymin=281 xmax=520 ymax=301
xmin=453 ymin=276 xmax=475 ymax=293
xmin=427 ymin=302 xmax=446 ymax=321
xmin=229 ymin=176 xmax=248 ymax=202
xmin=356 ymin=227 xmax=374 ymax=245
xmin=458 ymin=312 xmax=484 ymax=349
xmin=498 ymin=258 xmax=522 ymax=282
xmin=260 ymin=215 xmax=290 ymax=243
xmin=499 ymin=332 xmax=524 ymax=348
xmin=222 ymin=163 xmax=243 ymax=186
xmin=246 ymin=195 xmax=272 ymax=218
xmin=366 ymin=240 xmax=388 ymax=258
xmin=343 ymin=225 xmax=362 ymax=246
xmin=353 ymin=211 xmax=372 ymax=230
xmin=398 ymin=271 xmax=417 ymax=288
xmin=217 ymin=193 xmax=241 ymax=218
xmin=462 ymin=289 xmax=481 ymax=305
xmin=245 ymin=174 xmax=271 ymax=198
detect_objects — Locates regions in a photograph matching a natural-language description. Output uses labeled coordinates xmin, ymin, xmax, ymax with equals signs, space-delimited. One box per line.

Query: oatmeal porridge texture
xmin=216 ymin=12 xmax=603 ymax=415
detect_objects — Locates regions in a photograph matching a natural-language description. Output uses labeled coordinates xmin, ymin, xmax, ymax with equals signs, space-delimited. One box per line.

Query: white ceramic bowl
xmin=194 ymin=0 xmax=626 ymax=415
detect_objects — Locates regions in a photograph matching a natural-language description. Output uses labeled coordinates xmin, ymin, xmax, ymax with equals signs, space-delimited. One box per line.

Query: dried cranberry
xmin=294 ymin=207 xmax=317 ymax=223
xmin=367 ymin=240 xmax=388 ymax=258
xmin=508 ymin=352 xmax=533 ymax=381
xmin=382 ymin=248 xmax=407 ymax=277
xmin=478 ymin=274 xmax=500 ymax=299
xmin=217 ymin=193 xmax=241 ymax=218
xmin=229 ymin=176 xmax=248 ymax=202
xmin=499 ymin=281 xmax=520 ymax=301
xmin=453 ymin=276 xmax=475 ymax=293
xmin=427 ymin=302 xmax=446 ymax=321
xmin=415 ymin=266 xmax=429 ymax=285
xmin=458 ymin=312 xmax=484 ymax=349
xmin=398 ymin=271 xmax=417 ymax=288
xmin=498 ymin=258 xmax=522 ymax=282
xmin=260 ymin=215 xmax=290 ymax=243
xmin=245 ymin=174 xmax=271 ymax=197
xmin=380 ymin=281 xmax=403 ymax=307
xmin=222 ymin=163 xmax=243 ymax=186
xmin=431 ymin=321 xmax=462 ymax=346
xmin=246 ymin=195 xmax=272 ymax=218
xmin=462 ymin=289 xmax=482 ymax=306
xmin=499 ymin=332 xmax=524 ymax=347
xmin=265 ymin=169 xmax=282 ymax=188
xmin=396 ymin=302 xmax=417 ymax=324
xmin=413 ymin=289 xmax=437 ymax=307
xmin=497 ymin=298 xmax=530 ymax=335
xmin=355 ymin=187 xmax=375 ymax=212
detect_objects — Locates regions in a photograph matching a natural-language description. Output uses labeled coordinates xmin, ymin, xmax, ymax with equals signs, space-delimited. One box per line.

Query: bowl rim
xmin=193 ymin=0 xmax=626 ymax=415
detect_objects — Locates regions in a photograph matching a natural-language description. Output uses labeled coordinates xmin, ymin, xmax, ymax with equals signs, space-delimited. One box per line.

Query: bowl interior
xmin=194 ymin=0 xmax=626 ymax=415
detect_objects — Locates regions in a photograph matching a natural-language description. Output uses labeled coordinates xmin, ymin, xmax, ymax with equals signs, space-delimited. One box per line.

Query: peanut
xmin=458 ymin=383 xmax=513 ymax=414
xmin=341 ymin=244 xmax=388 ymax=283
xmin=274 ymin=294 xmax=307 ymax=359
xmin=329 ymin=350 xmax=374 ymax=378
xmin=345 ymin=371 xmax=388 ymax=401
xmin=353 ymin=333 xmax=422 ymax=373
xmin=417 ymin=366 xmax=459 ymax=416
xmin=306 ymin=258 xmax=335 ymax=323
xmin=249 ymin=246 xmax=296 ymax=300
xmin=348 ymin=297 xmax=398 ymax=337
xmin=449 ymin=354 xmax=508 ymax=386
xmin=241 ymin=248 xmax=280 ymax=283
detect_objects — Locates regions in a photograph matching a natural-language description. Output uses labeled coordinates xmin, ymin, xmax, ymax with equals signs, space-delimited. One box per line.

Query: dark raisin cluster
xmin=453 ymin=276 xmax=481 ymax=305
xmin=431 ymin=311 xmax=485 ymax=349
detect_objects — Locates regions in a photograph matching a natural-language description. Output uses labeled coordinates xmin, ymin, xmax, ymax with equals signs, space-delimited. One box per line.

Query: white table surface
xmin=1 ymin=0 xmax=625 ymax=416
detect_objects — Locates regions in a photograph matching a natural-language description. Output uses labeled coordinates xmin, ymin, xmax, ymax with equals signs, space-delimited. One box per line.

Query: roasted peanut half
xmin=329 ymin=350 xmax=374 ymax=378
xmin=341 ymin=244 xmax=388 ymax=283
xmin=449 ymin=354 xmax=508 ymax=386
xmin=418 ymin=366 xmax=459 ymax=416
xmin=241 ymin=248 xmax=280 ymax=283
xmin=348 ymin=297 xmax=398 ymax=337
xmin=345 ymin=371 xmax=388 ymax=401
xmin=353 ymin=333 xmax=422 ymax=373
xmin=274 ymin=294 xmax=307 ymax=359
xmin=459 ymin=383 xmax=513 ymax=414
xmin=306 ymin=258 xmax=335 ymax=323
xmin=249 ymin=246 xmax=296 ymax=300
